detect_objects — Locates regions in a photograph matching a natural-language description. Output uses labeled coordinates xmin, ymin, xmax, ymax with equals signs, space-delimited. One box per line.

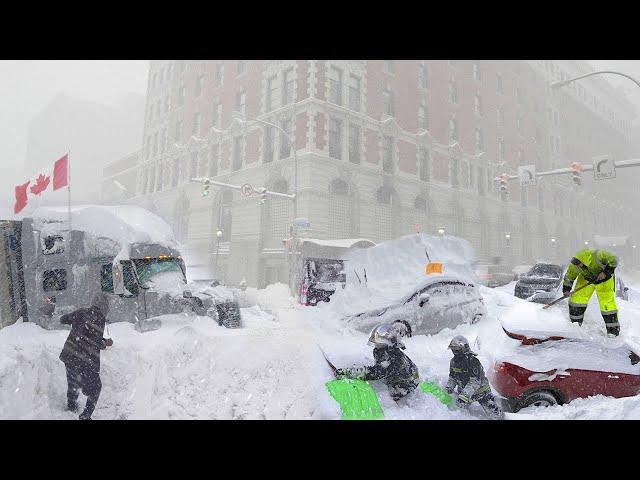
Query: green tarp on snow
xmin=420 ymin=381 xmax=453 ymax=405
xmin=325 ymin=379 xmax=384 ymax=420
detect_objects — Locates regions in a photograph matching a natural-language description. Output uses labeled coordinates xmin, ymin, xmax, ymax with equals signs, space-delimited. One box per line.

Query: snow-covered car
xmin=343 ymin=275 xmax=487 ymax=336
xmin=514 ymin=262 xmax=629 ymax=304
xmin=475 ymin=263 xmax=515 ymax=288
xmin=489 ymin=337 xmax=640 ymax=412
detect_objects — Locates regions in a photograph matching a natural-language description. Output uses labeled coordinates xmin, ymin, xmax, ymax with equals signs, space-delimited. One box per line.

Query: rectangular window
xmin=329 ymin=66 xmax=343 ymax=106
xmin=232 ymin=137 xmax=243 ymax=171
xmin=43 ymin=269 xmax=67 ymax=292
xmin=164 ymin=96 xmax=170 ymax=113
xmin=192 ymin=112 xmax=201 ymax=136
xmin=419 ymin=147 xmax=430 ymax=181
xmin=157 ymin=161 xmax=164 ymax=192
xmin=328 ymin=117 xmax=343 ymax=160
xmin=212 ymin=102 xmax=221 ymax=128
xmin=475 ymin=128 xmax=484 ymax=152
xmin=266 ymin=75 xmax=277 ymax=112
xmin=195 ymin=74 xmax=204 ymax=97
xmin=477 ymin=166 xmax=485 ymax=196
xmin=349 ymin=124 xmax=360 ymax=164
xmin=382 ymin=88 xmax=394 ymax=116
xmin=497 ymin=106 xmax=504 ymax=128
xmin=419 ymin=63 xmax=429 ymax=89
xmin=209 ymin=144 xmax=219 ymax=177
xmin=348 ymin=74 xmax=361 ymax=111
xmin=384 ymin=60 xmax=395 ymax=73
xmin=449 ymin=81 xmax=458 ymax=104
xmin=450 ymin=157 xmax=459 ymax=188
xmin=474 ymin=95 xmax=483 ymax=116
xmin=418 ymin=104 xmax=429 ymax=131
xmin=235 ymin=90 xmax=246 ymax=115
xmin=521 ymin=188 xmax=528 ymax=207
xmin=263 ymin=126 xmax=275 ymax=163
xmin=190 ymin=152 xmax=198 ymax=179
xmin=473 ymin=62 xmax=481 ymax=82
xmin=148 ymin=166 xmax=155 ymax=192
xmin=497 ymin=139 xmax=504 ymax=161
xmin=449 ymin=118 xmax=458 ymax=143
xmin=382 ymin=136 xmax=394 ymax=173
xmin=538 ymin=188 xmax=544 ymax=211
xmin=178 ymin=85 xmax=185 ymax=106
xmin=100 ymin=264 xmax=114 ymax=293
xmin=174 ymin=121 xmax=182 ymax=142
xmin=160 ymin=129 xmax=167 ymax=153
xmin=517 ymin=114 xmax=524 ymax=135
xmin=237 ymin=60 xmax=248 ymax=75
xmin=172 ymin=158 xmax=179 ymax=187
xmin=215 ymin=64 xmax=223 ymax=87
xmin=152 ymin=132 xmax=158 ymax=156
xmin=279 ymin=118 xmax=292 ymax=159
xmin=282 ymin=68 xmax=294 ymax=105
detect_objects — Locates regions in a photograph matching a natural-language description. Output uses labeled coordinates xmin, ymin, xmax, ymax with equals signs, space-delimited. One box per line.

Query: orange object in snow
xmin=425 ymin=262 xmax=443 ymax=275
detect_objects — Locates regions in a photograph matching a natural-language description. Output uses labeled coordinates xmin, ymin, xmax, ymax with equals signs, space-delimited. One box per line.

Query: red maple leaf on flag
xmin=30 ymin=174 xmax=50 ymax=195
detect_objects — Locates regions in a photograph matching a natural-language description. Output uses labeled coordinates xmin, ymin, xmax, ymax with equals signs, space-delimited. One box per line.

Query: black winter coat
xmin=345 ymin=345 xmax=420 ymax=400
xmin=59 ymin=306 xmax=108 ymax=373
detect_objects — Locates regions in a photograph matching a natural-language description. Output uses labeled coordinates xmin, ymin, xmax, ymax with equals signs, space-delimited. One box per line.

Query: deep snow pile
xmin=0 ymin=306 xmax=338 ymax=420
xmin=4 ymin=276 xmax=640 ymax=419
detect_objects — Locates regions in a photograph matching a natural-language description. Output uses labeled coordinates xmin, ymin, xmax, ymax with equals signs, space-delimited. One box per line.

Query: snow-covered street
xmin=4 ymin=277 xmax=640 ymax=420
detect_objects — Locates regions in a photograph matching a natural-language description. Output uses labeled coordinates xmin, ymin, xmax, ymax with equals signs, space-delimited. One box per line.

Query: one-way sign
xmin=241 ymin=183 xmax=254 ymax=196
xmin=593 ymin=155 xmax=615 ymax=180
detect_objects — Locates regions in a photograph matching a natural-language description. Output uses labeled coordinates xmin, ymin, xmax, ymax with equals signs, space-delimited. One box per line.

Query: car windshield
xmin=133 ymin=258 xmax=186 ymax=288
xmin=526 ymin=264 xmax=562 ymax=279
xmin=309 ymin=260 xmax=345 ymax=283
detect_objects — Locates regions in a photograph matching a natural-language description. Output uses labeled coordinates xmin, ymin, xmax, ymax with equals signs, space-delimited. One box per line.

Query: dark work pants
xmin=65 ymin=363 xmax=102 ymax=418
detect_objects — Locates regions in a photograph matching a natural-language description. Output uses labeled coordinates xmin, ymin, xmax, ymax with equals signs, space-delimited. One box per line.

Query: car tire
xmin=516 ymin=391 xmax=559 ymax=411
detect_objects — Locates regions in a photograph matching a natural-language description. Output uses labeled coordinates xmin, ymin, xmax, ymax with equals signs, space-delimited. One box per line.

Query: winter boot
xmin=78 ymin=411 xmax=92 ymax=420
xmin=569 ymin=304 xmax=586 ymax=326
xmin=602 ymin=312 xmax=620 ymax=337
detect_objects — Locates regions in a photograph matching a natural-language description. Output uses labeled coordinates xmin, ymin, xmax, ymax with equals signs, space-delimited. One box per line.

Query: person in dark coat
xmin=335 ymin=323 xmax=419 ymax=401
xmin=59 ymin=292 xmax=113 ymax=420
xmin=445 ymin=335 xmax=503 ymax=420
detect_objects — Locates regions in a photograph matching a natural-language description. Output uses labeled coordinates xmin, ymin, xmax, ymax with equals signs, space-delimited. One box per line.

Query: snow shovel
xmin=319 ymin=346 xmax=384 ymax=420
xmin=419 ymin=381 xmax=453 ymax=406
xmin=542 ymin=281 xmax=593 ymax=310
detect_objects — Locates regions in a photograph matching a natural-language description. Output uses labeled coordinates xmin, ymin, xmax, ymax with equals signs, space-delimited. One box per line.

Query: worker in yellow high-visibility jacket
xmin=562 ymin=248 xmax=619 ymax=336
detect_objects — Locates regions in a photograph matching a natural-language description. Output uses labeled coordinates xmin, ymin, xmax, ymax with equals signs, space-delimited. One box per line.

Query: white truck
xmin=0 ymin=205 xmax=241 ymax=330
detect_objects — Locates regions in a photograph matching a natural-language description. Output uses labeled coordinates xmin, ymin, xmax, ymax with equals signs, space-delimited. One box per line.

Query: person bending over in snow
xmin=335 ymin=323 xmax=419 ymax=401
xmin=446 ymin=335 xmax=503 ymax=420
xmin=59 ymin=292 xmax=113 ymax=420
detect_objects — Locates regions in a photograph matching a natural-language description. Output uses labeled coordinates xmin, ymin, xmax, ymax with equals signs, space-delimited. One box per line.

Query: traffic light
xmin=258 ymin=188 xmax=267 ymax=205
xmin=499 ymin=174 xmax=509 ymax=198
xmin=570 ymin=162 xmax=582 ymax=186
xmin=202 ymin=179 xmax=211 ymax=197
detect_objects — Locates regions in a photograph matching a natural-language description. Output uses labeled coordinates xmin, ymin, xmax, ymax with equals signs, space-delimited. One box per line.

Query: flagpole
xmin=67 ymin=151 xmax=72 ymax=267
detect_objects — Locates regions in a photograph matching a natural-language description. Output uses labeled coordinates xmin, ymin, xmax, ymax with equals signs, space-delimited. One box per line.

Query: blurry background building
xmin=124 ymin=60 xmax=640 ymax=287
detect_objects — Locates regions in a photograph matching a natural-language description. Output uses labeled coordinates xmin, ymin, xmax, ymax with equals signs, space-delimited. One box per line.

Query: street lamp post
xmin=551 ymin=70 xmax=640 ymax=91
xmin=215 ymin=229 xmax=223 ymax=275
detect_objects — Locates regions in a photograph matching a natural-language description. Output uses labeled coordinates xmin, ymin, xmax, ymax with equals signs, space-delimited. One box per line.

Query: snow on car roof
xmin=500 ymin=338 xmax=640 ymax=375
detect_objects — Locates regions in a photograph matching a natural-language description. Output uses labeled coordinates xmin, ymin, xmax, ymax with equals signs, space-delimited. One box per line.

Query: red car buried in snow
xmin=489 ymin=331 xmax=640 ymax=412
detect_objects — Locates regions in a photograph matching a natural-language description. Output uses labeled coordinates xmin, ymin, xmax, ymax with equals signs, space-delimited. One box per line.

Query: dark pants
xmin=65 ymin=363 xmax=102 ymax=418
xmin=475 ymin=392 xmax=504 ymax=420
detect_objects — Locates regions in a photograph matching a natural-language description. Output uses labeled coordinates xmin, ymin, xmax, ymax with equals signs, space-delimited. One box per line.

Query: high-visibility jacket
xmin=563 ymin=248 xmax=618 ymax=289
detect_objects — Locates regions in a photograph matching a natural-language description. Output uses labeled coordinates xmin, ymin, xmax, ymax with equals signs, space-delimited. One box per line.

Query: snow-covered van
xmin=0 ymin=206 xmax=241 ymax=330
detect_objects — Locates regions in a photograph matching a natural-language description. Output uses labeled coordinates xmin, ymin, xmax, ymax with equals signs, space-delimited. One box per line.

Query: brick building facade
xmin=128 ymin=60 xmax=639 ymax=287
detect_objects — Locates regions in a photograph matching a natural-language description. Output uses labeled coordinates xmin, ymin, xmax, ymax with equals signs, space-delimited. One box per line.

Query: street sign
xmin=518 ymin=165 xmax=536 ymax=186
xmin=294 ymin=217 xmax=311 ymax=230
xmin=593 ymin=155 xmax=616 ymax=180
xmin=241 ymin=183 xmax=254 ymax=196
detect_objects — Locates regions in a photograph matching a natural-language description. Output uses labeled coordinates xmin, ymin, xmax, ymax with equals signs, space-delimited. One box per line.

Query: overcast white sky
xmin=1 ymin=60 xmax=639 ymax=176
xmin=0 ymin=60 xmax=149 ymax=173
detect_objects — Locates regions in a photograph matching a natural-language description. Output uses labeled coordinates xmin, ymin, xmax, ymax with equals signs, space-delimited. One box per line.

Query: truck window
xmin=43 ymin=269 xmax=67 ymax=292
xmin=122 ymin=261 xmax=139 ymax=296
xmin=42 ymin=235 xmax=65 ymax=255
xmin=101 ymin=264 xmax=114 ymax=293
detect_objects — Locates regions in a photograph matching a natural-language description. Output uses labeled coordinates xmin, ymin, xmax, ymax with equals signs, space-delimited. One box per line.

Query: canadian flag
xmin=14 ymin=154 xmax=68 ymax=214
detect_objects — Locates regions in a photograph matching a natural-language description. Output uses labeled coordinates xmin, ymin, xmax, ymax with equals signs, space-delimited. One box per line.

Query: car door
xmin=409 ymin=282 xmax=454 ymax=335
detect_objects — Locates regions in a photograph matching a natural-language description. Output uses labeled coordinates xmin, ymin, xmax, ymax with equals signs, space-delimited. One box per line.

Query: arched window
xmin=414 ymin=195 xmax=427 ymax=211
xmin=376 ymin=186 xmax=394 ymax=205
xmin=329 ymin=178 xmax=349 ymax=195
xmin=272 ymin=179 xmax=288 ymax=194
